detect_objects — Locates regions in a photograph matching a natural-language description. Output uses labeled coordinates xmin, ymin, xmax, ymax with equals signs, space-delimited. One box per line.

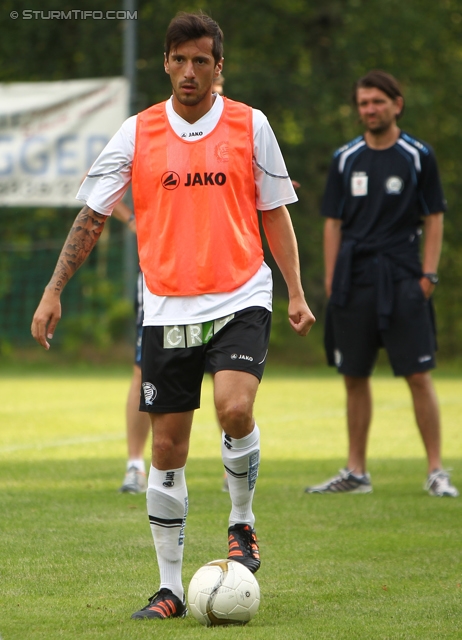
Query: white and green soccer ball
xmin=188 ymin=559 xmax=260 ymax=627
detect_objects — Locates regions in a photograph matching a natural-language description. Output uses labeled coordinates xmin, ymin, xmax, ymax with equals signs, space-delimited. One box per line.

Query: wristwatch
xmin=423 ymin=273 xmax=439 ymax=285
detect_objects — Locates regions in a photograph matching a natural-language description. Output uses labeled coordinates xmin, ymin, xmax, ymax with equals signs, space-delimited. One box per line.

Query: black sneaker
xmin=131 ymin=588 xmax=187 ymax=620
xmin=227 ymin=523 xmax=261 ymax=573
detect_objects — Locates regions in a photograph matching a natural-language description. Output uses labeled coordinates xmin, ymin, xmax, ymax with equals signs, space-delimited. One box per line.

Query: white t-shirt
xmin=77 ymin=94 xmax=297 ymax=325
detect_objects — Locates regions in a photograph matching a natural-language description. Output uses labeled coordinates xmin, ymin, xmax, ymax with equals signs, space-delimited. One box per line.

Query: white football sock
xmin=221 ymin=424 xmax=260 ymax=528
xmin=127 ymin=458 xmax=145 ymax=473
xmin=147 ymin=465 xmax=188 ymax=600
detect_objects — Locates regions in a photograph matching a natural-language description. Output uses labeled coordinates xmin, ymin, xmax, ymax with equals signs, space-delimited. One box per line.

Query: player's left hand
xmin=31 ymin=288 xmax=62 ymax=350
xmin=288 ymin=297 xmax=316 ymax=336
xmin=419 ymin=277 xmax=435 ymax=300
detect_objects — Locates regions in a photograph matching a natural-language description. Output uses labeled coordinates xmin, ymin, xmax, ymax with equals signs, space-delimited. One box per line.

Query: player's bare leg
xmin=150 ymin=411 xmax=193 ymax=470
xmin=405 ymin=371 xmax=458 ymax=496
xmin=213 ymin=370 xmax=259 ymax=438
xmin=127 ymin=365 xmax=151 ymax=459
xmin=405 ymin=371 xmax=441 ymax=473
xmin=119 ymin=365 xmax=151 ymax=493
xmin=344 ymin=375 xmax=372 ymax=475
xmin=305 ymin=375 xmax=373 ymax=494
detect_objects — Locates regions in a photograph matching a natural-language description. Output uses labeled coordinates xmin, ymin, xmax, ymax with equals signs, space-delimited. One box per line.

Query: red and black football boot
xmin=227 ymin=523 xmax=260 ymax=573
xmin=131 ymin=588 xmax=187 ymax=620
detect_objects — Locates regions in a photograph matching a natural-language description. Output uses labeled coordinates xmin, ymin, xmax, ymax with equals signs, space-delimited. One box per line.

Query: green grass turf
xmin=0 ymin=367 xmax=461 ymax=639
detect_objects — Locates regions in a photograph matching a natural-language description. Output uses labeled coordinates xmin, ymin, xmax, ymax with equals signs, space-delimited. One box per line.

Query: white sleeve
xmin=252 ymin=109 xmax=298 ymax=211
xmin=75 ymin=115 xmax=136 ymax=216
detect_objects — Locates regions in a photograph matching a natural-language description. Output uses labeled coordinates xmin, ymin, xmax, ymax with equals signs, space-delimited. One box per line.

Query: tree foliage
xmin=1 ymin=0 xmax=461 ymax=357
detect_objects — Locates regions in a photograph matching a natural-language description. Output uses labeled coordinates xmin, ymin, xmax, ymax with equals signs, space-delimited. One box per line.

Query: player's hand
xmin=419 ymin=277 xmax=435 ymax=300
xmin=288 ymin=297 xmax=316 ymax=336
xmin=31 ymin=288 xmax=62 ymax=350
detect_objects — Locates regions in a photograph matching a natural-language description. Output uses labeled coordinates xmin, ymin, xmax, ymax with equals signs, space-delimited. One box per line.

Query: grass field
xmin=0 ymin=365 xmax=461 ymax=639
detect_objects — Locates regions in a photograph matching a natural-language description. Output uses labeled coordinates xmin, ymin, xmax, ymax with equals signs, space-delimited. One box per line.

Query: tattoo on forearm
xmin=50 ymin=206 xmax=106 ymax=293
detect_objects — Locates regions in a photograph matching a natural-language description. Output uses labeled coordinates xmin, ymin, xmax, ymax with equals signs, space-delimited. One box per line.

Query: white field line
xmin=0 ymin=433 xmax=125 ymax=453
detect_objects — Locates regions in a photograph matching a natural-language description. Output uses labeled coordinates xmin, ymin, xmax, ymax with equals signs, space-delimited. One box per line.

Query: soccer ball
xmin=188 ymin=559 xmax=260 ymax=626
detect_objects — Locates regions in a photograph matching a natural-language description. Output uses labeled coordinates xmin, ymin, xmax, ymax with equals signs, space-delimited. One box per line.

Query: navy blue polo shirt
xmin=321 ymin=131 xmax=446 ymax=283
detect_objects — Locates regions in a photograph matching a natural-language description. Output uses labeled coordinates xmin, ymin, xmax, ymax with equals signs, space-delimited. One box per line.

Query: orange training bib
xmin=132 ymin=98 xmax=263 ymax=296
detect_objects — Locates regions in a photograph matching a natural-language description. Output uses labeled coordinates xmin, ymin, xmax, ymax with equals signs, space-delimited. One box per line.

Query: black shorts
xmin=326 ymin=279 xmax=437 ymax=377
xmin=140 ymin=306 xmax=271 ymax=413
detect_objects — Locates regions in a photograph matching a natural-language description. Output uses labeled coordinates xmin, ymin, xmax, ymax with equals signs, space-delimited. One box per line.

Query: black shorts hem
xmin=336 ymin=360 xmax=436 ymax=378
xmin=336 ymin=365 xmax=375 ymax=378
xmin=140 ymin=401 xmax=200 ymax=414
xmin=208 ymin=364 xmax=264 ymax=382
xmin=392 ymin=362 xmax=436 ymax=377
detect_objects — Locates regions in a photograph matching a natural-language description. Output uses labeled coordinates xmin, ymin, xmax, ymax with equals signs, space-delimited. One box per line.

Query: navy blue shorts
xmin=140 ymin=306 xmax=271 ymax=413
xmin=326 ymin=279 xmax=437 ymax=377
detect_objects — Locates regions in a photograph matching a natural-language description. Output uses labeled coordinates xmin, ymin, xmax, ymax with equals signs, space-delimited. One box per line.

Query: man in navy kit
xmin=306 ymin=70 xmax=458 ymax=497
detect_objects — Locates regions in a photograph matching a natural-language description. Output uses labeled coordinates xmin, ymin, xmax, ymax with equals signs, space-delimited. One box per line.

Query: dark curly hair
xmin=165 ymin=12 xmax=224 ymax=65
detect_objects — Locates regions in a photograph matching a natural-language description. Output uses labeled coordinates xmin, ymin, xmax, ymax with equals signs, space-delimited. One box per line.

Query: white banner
xmin=0 ymin=77 xmax=128 ymax=207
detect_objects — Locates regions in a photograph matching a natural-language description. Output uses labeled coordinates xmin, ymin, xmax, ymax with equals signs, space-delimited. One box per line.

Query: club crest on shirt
xmin=142 ymin=382 xmax=157 ymax=405
xmin=215 ymin=141 xmax=229 ymax=162
xmin=351 ymin=172 xmax=368 ymax=196
xmin=385 ymin=176 xmax=404 ymax=194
